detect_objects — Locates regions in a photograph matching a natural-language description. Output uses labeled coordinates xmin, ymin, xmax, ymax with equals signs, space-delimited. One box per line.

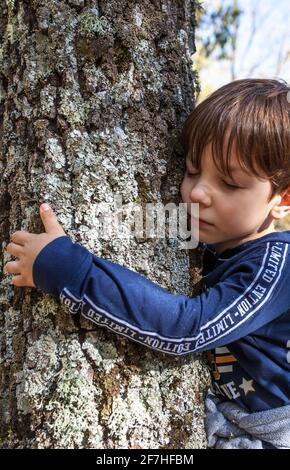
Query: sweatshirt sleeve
xmin=32 ymin=235 xmax=289 ymax=356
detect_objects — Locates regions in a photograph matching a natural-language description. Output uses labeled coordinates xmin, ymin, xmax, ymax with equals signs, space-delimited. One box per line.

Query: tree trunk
xmin=0 ymin=0 xmax=210 ymax=448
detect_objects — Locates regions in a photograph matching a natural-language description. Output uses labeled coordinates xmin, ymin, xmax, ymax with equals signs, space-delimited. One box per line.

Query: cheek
xmin=180 ymin=178 xmax=188 ymax=200
xmin=218 ymin=194 xmax=258 ymax=228
xmin=217 ymin=196 xmax=248 ymax=224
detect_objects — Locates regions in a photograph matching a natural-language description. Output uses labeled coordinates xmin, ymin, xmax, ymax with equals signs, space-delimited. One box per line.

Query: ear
xmin=270 ymin=189 xmax=290 ymax=220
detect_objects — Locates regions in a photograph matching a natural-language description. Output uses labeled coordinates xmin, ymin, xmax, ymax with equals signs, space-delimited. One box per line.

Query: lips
xmin=199 ymin=217 xmax=212 ymax=225
xmin=188 ymin=214 xmax=213 ymax=225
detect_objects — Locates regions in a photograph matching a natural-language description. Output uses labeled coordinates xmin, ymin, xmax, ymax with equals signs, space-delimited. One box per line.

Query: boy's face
xmin=180 ymin=143 xmax=283 ymax=254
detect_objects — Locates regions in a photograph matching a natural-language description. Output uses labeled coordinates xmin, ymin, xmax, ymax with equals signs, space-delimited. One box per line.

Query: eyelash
xmin=186 ymin=171 xmax=242 ymax=190
xmin=221 ymin=180 xmax=241 ymax=190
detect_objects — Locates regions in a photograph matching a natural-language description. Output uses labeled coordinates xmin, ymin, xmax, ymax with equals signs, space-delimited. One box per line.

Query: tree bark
xmin=0 ymin=0 xmax=210 ymax=448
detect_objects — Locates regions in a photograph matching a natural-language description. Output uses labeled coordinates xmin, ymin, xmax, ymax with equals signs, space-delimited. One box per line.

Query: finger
xmin=11 ymin=275 xmax=34 ymax=287
xmin=39 ymin=204 xmax=66 ymax=236
xmin=10 ymin=230 xmax=30 ymax=246
xmin=6 ymin=242 xmax=24 ymax=257
xmin=4 ymin=261 xmax=21 ymax=274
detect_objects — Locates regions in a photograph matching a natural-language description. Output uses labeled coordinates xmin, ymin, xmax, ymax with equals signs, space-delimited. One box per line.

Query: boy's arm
xmin=33 ymin=236 xmax=289 ymax=356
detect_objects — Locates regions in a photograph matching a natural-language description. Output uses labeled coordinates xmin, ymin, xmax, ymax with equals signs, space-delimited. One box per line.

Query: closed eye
xmin=186 ymin=170 xmax=199 ymax=177
xmin=186 ymin=169 xmax=244 ymax=189
xmin=221 ymin=180 xmax=243 ymax=189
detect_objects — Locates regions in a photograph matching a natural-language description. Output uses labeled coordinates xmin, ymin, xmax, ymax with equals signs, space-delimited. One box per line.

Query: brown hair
xmin=181 ymin=78 xmax=290 ymax=200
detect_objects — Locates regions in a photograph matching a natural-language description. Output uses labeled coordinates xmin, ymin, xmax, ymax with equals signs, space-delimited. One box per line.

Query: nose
xmin=189 ymin=182 xmax=211 ymax=206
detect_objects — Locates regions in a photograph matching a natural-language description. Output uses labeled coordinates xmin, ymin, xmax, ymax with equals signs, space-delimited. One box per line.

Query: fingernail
xmin=41 ymin=203 xmax=50 ymax=212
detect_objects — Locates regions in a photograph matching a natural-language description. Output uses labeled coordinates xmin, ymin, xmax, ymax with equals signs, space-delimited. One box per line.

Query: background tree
xmin=196 ymin=0 xmax=242 ymax=77
xmin=195 ymin=0 xmax=290 ymax=102
xmin=0 ymin=0 xmax=210 ymax=449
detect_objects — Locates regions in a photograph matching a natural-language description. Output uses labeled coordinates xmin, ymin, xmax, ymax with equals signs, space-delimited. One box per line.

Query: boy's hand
xmin=4 ymin=203 xmax=66 ymax=287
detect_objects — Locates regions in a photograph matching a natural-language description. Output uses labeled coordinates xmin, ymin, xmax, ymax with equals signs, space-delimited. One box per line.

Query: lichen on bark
xmin=0 ymin=0 xmax=210 ymax=448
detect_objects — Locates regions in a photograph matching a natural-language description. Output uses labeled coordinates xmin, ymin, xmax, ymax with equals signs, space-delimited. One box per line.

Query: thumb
xmin=39 ymin=203 xmax=66 ymax=235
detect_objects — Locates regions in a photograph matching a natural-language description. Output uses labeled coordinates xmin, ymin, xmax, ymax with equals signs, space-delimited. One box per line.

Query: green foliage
xmin=196 ymin=0 xmax=243 ymax=61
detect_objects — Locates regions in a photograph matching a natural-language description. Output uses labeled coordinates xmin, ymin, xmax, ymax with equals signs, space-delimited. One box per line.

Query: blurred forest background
xmin=194 ymin=0 xmax=290 ymax=231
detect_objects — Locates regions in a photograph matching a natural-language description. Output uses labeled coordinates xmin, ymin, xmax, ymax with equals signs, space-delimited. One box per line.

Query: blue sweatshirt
xmin=33 ymin=230 xmax=290 ymax=413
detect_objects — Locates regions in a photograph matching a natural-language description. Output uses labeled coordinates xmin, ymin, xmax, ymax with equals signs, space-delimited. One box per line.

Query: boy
xmin=4 ymin=78 xmax=290 ymax=449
